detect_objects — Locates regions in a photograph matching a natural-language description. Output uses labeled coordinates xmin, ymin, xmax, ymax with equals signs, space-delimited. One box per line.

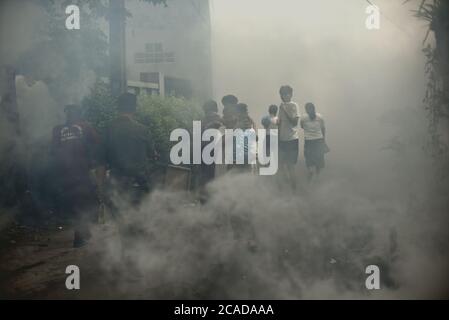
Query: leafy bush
xmin=82 ymin=81 xmax=204 ymax=162
xmin=82 ymin=81 xmax=119 ymax=130
xmin=136 ymin=94 xmax=203 ymax=160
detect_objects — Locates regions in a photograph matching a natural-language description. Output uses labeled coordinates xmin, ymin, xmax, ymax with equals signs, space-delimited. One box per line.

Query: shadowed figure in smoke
xmin=221 ymin=94 xmax=238 ymax=129
xmin=101 ymin=92 xmax=158 ymax=278
xmin=261 ymin=104 xmax=279 ymax=161
xmin=199 ymin=99 xmax=224 ymax=203
xmin=102 ymin=92 xmax=157 ymax=216
xmin=51 ymin=104 xmax=102 ymax=248
xmin=228 ymin=102 xmax=256 ymax=174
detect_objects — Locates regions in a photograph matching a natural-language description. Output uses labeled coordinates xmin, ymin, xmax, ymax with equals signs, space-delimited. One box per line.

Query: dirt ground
xmin=0 ymin=219 xmax=125 ymax=299
xmin=0 ymin=216 xmax=233 ymax=300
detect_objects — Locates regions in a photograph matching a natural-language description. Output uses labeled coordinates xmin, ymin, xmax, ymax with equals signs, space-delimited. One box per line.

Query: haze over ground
xmin=1 ymin=0 xmax=448 ymax=299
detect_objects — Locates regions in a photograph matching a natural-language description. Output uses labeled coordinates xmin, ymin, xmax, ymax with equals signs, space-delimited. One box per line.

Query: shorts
xmin=279 ymin=139 xmax=299 ymax=165
xmin=304 ymin=138 xmax=326 ymax=169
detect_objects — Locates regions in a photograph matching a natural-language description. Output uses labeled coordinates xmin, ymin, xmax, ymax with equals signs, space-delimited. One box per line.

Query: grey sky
xmin=210 ymin=0 xmax=430 ymax=173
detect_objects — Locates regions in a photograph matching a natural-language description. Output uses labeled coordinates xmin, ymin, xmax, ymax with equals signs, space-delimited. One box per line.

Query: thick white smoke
xmin=0 ymin=0 xmax=448 ymax=299
xmin=89 ymin=164 xmax=448 ymax=299
xmin=84 ymin=0 xmax=449 ymax=299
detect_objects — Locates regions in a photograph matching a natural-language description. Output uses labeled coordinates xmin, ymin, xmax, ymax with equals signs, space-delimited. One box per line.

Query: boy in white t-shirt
xmin=278 ymin=85 xmax=300 ymax=189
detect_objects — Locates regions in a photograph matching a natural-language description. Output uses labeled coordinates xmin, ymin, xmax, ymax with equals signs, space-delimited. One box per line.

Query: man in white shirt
xmin=278 ymin=85 xmax=299 ymax=188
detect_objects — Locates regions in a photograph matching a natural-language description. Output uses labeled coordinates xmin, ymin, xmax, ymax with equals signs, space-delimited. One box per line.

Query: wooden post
xmin=0 ymin=65 xmax=26 ymax=208
xmin=109 ymin=0 xmax=127 ymax=96
xmin=431 ymin=3 xmax=449 ymax=105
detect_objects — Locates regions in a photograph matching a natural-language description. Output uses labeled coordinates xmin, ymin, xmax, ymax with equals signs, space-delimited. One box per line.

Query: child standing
xmin=261 ymin=104 xmax=279 ymax=158
xmin=300 ymin=102 xmax=328 ymax=181
xmin=278 ymin=85 xmax=300 ymax=189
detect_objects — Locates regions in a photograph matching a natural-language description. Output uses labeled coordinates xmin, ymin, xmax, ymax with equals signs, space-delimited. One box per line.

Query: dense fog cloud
xmin=1 ymin=0 xmax=448 ymax=298
xmin=91 ymin=0 xmax=448 ymax=298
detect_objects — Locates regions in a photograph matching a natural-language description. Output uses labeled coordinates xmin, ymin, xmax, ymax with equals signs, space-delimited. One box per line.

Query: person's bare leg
xmin=278 ymin=163 xmax=288 ymax=189
xmin=287 ymin=164 xmax=297 ymax=189
xmin=307 ymin=166 xmax=314 ymax=183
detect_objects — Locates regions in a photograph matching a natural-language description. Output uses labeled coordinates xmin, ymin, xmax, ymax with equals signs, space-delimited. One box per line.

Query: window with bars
xmin=134 ymin=42 xmax=175 ymax=64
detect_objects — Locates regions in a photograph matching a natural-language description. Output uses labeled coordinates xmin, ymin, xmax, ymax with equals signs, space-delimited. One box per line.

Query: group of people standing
xmin=265 ymin=85 xmax=329 ymax=186
xmin=200 ymin=85 xmax=329 ymax=190
xmin=50 ymin=86 xmax=328 ymax=248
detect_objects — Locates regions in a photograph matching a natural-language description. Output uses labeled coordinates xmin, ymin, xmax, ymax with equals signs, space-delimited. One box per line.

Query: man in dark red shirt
xmin=52 ymin=104 xmax=103 ymax=247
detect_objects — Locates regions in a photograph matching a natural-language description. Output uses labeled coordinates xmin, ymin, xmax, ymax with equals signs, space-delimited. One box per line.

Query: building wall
xmin=125 ymin=0 xmax=212 ymax=101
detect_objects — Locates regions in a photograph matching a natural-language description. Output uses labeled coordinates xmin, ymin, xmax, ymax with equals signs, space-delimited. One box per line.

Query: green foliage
xmin=422 ymin=45 xmax=447 ymax=156
xmin=82 ymin=82 xmax=119 ymax=130
xmin=136 ymin=94 xmax=203 ymax=158
xmin=410 ymin=0 xmax=449 ymax=178
xmin=82 ymin=81 xmax=203 ymax=161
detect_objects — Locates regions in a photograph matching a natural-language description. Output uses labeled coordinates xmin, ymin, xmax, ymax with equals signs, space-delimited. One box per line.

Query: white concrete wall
xmin=125 ymin=0 xmax=212 ymax=101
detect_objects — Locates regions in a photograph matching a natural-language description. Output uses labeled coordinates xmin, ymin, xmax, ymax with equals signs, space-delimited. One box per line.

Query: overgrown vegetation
xmin=82 ymin=81 xmax=203 ymax=162
xmin=422 ymin=44 xmax=448 ymax=158
xmin=410 ymin=0 xmax=449 ymax=176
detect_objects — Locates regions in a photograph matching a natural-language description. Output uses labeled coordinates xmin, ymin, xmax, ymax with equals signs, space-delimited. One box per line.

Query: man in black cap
xmin=51 ymin=104 xmax=103 ymax=247
xmin=103 ymin=92 xmax=156 ymax=213
xmin=221 ymin=94 xmax=238 ymax=129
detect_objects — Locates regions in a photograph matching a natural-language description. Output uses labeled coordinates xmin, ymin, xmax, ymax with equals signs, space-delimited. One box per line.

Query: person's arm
xmin=319 ymin=117 xmax=326 ymax=138
xmin=281 ymin=103 xmax=299 ymax=126
xmin=250 ymin=117 xmax=256 ymax=130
